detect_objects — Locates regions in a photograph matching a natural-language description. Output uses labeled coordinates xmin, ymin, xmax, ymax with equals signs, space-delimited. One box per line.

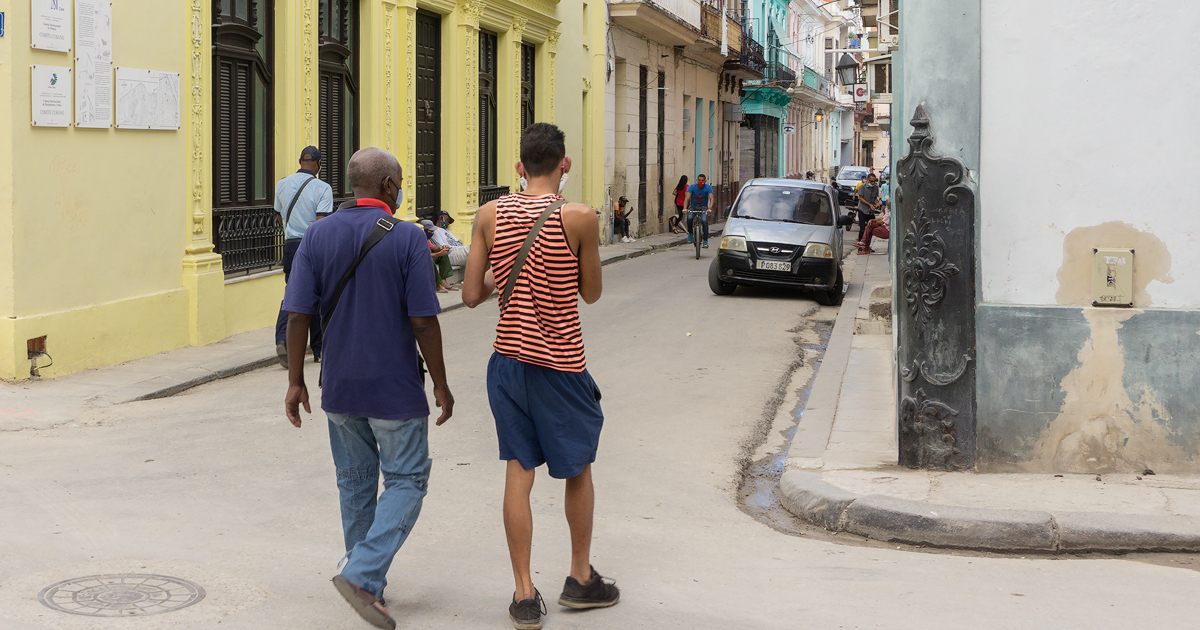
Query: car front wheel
xmin=709 ymin=259 xmax=737 ymax=295
xmin=816 ymin=267 xmax=844 ymax=306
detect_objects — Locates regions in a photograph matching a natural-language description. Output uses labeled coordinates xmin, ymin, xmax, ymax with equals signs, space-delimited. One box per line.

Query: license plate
xmin=756 ymin=260 xmax=791 ymax=272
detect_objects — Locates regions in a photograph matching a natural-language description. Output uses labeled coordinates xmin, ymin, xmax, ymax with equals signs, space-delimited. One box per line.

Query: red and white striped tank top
xmin=490 ymin=193 xmax=586 ymax=372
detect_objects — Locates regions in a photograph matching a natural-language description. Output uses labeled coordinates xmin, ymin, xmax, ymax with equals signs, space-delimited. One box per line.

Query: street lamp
xmin=815 ymin=108 xmax=824 ymax=122
xmin=835 ymin=53 xmax=859 ymax=86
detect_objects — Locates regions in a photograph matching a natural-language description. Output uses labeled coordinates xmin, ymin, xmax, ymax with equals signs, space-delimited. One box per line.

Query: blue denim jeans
xmin=326 ymin=413 xmax=431 ymax=598
xmin=276 ymin=239 xmax=323 ymax=353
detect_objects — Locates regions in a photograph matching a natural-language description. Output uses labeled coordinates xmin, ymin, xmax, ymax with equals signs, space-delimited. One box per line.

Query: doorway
xmin=415 ymin=11 xmax=440 ymax=219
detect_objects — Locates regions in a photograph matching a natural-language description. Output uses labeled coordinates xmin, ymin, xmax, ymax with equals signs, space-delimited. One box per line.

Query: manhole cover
xmin=38 ymin=574 xmax=205 ymax=617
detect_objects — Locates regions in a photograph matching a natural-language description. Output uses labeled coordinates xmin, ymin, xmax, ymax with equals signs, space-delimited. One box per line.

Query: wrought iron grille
xmin=214 ymin=206 xmax=284 ymax=275
xmin=741 ymin=35 xmax=766 ymax=75
xmin=480 ymin=185 xmax=510 ymax=204
xmin=768 ymin=61 xmax=796 ymax=86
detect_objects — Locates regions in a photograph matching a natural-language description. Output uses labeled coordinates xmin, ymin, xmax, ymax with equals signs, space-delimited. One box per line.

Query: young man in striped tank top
xmin=463 ymin=123 xmax=619 ymax=630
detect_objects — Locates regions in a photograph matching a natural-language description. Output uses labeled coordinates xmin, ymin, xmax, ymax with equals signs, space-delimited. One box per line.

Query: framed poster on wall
xmin=31 ymin=0 xmax=72 ymax=52
xmin=115 ymin=67 xmax=181 ymax=130
xmin=75 ymin=0 xmax=113 ymax=128
xmin=31 ymin=64 xmax=72 ymax=127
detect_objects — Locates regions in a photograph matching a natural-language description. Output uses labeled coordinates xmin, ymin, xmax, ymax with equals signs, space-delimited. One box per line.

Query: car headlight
xmin=719 ymin=236 xmax=747 ymax=252
xmin=803 ymin=243 xmax=834 ymax=259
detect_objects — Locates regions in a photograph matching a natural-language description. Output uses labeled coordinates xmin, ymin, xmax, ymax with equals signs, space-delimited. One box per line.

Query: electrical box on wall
xmin=1092 ymin=248 xmax=1134 ymax=307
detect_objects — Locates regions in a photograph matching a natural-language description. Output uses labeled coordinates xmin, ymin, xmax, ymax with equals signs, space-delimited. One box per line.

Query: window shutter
xmin=232 ymin=60 xmax=252 ymax=205
xmin=216 ymin=59 xmax=234 ymax=205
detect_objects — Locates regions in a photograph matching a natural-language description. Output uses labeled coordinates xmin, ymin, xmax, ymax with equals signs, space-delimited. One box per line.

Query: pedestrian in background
xmin=855 ymin=172 xmax=882 ymax=243
xmin=463 ymin=123 xmax=620 ymax=630
xmin=613 ymin=196 xmax=633 ymax=242
xmin=420 ymin=219 xmax=456 ymax=293
xmin=686 ymin=174 xmax=715 ymax=248
xmin=282 ymin=147 xmax=452 ymax=630
xmin=671 ymin=175 xmax=689 ymax=233
xmin=274 ymin=147 xmax=334 ymax=368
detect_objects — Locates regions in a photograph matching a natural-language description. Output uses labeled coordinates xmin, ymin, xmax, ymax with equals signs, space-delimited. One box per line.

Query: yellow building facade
xmin=0 ymin=0 xmax=606 ymax=381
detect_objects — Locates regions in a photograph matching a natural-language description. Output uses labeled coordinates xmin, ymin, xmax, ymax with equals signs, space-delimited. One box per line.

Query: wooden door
xmin=415 ymin=11 xmax=440 ymax=219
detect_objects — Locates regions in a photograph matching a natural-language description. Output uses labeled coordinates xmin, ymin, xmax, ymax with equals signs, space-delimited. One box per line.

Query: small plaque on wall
xmin=115 ymin=67 xmax=181 ymax=130
xmin=31 ymin=64 xmax=72 ymax=127
xmin=31 ymin=0 xmax=72 ymax=52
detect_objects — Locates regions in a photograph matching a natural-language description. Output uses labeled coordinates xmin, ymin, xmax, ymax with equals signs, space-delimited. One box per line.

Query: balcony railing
xmin=213 ymin=206 xmax=284 ymax=275
xmin=767 ymin=61 xmax=796 ymax=86
xmin=480 ymin=185 xmax=511 ymax=204
xmin=801 ymin=66 xmax=833 ymax=98
xmin=741 ymin=35 xmax=766 ymax=75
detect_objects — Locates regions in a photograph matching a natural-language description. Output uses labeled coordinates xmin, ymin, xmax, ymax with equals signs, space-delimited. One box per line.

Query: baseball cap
xmin=299 ymin=146 xmax=323 ymax=162
xmin=435 ymin=210 xmax=455 ymax=225
xmin=418 ymin=219 xmax=436 ymax=232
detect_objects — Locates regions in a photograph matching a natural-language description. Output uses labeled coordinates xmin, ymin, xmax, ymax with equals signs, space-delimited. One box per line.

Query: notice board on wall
xmin=75 ymin=0 xmax=113 ymax=128
xmin=30 ymin=0 xmax=71 ymax=52
xmin=115 ymin=67 xmax=181 ymax=130
xmin=31 ymin=64 xmax=72 ymax=127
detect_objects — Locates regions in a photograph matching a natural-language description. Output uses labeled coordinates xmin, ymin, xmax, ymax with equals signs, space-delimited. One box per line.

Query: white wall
xmin=979 ymin=1 xmax=1200 ymax=309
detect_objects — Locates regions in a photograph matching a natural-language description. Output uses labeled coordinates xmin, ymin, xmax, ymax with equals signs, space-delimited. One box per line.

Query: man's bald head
xmin=348 ymin=147 xmax=403 ymax=209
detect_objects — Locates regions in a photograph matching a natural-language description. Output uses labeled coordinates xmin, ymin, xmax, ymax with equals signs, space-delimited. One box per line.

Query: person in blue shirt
xmin=274 ymin=146 xmax=334 ymax=367
xmin=686 ymin=174 xmax=715 ymax=248
xmin=282 ymin=147 xmax=452 ymax=630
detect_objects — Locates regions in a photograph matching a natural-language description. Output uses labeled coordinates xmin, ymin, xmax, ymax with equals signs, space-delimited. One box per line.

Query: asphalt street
xmin=2 ymin=247 xmax=1200 ymax=629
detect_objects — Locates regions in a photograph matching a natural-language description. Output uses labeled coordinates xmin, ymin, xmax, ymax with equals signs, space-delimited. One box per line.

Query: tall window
xmin=318 ymin=0 xmax=359 ymax=202
xmin=213 ymin=0 xmax=274 ymax=210
xmin=213 ymin=0 xmax=276 ymax=275
xmin=824 ymin=38 xmax=834 ymax=80
xmin=521 ymin=43 xmax=535 ymax=130
xmin=479 ymin=31 xmax=498 ymax=188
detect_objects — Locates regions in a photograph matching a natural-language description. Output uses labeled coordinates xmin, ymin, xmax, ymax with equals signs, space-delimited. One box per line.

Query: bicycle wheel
xmin=693 ymin=219 xmax=702 ymax=259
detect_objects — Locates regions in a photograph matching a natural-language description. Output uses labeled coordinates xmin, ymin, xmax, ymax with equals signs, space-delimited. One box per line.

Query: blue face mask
xmin=395 ymin=188 xmax=404 ymax=210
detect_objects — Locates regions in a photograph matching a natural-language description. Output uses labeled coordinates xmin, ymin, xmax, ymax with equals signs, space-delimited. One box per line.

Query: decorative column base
xmin=181 ymin=253 xmax=226 ymax=346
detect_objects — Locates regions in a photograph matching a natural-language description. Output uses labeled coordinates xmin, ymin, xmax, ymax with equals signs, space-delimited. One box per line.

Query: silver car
xmin=709 ymin=179 xmax=845 ymax=305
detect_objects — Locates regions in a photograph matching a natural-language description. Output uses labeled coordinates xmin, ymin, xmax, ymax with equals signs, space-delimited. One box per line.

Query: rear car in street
xmin=833 ymin=166 xmax=870 ymax=206
xmin=709 ymin=179 xmax=845 ymax=305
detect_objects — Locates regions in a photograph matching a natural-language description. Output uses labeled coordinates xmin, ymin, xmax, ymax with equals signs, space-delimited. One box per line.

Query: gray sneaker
xmin=275 ymin=342 xmax=288 ymax=369
xmin=508 ymin=590 xmax=546 ymax=630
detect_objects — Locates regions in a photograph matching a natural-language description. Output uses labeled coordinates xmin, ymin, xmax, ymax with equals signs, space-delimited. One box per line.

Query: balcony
xmin=766 ymin=61 xmax=796 ymax=86
xmin=700 ymin=1 xmax=742 ymax=56
xmin=723 ymin=29 xmax=765 ymax=79
xmin=609 ymin=0 xmax=701 ymax=47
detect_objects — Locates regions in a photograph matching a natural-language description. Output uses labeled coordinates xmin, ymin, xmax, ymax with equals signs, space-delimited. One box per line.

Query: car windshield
xmin=838 ymin=169 xmax=868 ymax=181
xmin=733 ymin=186 xmax=833 ymax=225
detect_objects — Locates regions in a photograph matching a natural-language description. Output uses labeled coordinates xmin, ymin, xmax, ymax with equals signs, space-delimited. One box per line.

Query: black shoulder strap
xmin=284 ymin=176 xmax=317 ymax=226
xmin=322 ymin=216 xmax=398 ymax=330
xmin=501 ymin=199 xmax=568 ymax=310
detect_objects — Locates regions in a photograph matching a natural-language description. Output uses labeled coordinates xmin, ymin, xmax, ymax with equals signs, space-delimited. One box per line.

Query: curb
xmin=780 ymin=470 xmax=1200 ymax=553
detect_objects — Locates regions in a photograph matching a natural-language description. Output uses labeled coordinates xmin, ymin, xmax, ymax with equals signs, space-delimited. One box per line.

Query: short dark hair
xmin=520 ymin=123 xmax=566 ymax=178
xmin=697 ymin=174 xmax=707 ymax=180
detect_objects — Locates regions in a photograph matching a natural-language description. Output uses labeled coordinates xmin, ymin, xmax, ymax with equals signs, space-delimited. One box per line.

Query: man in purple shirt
xmin=282 ymin=147 xmax=453 ymax=630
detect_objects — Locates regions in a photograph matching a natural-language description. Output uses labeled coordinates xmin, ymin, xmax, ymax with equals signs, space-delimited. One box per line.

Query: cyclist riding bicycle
xmin=686 ymin=174 xmax=715 ymax=249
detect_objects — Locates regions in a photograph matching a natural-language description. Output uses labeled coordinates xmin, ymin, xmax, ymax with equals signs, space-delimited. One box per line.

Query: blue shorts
xmin=487 ymin=352 xmax=604 ymax=479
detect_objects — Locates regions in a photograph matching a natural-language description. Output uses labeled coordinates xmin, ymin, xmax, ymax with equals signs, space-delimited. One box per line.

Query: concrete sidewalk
xmin=0 ymin=225 xmax=721 ymax=433
xmin=779 ymin=247 xmax=1200 ymax=553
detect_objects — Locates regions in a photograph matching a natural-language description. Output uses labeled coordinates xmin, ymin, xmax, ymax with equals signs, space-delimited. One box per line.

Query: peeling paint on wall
xmin=1030 ymin=308 xmax=1189 ymax=473
xmin=1056 ymin=221 xmax=1173 ymax=308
